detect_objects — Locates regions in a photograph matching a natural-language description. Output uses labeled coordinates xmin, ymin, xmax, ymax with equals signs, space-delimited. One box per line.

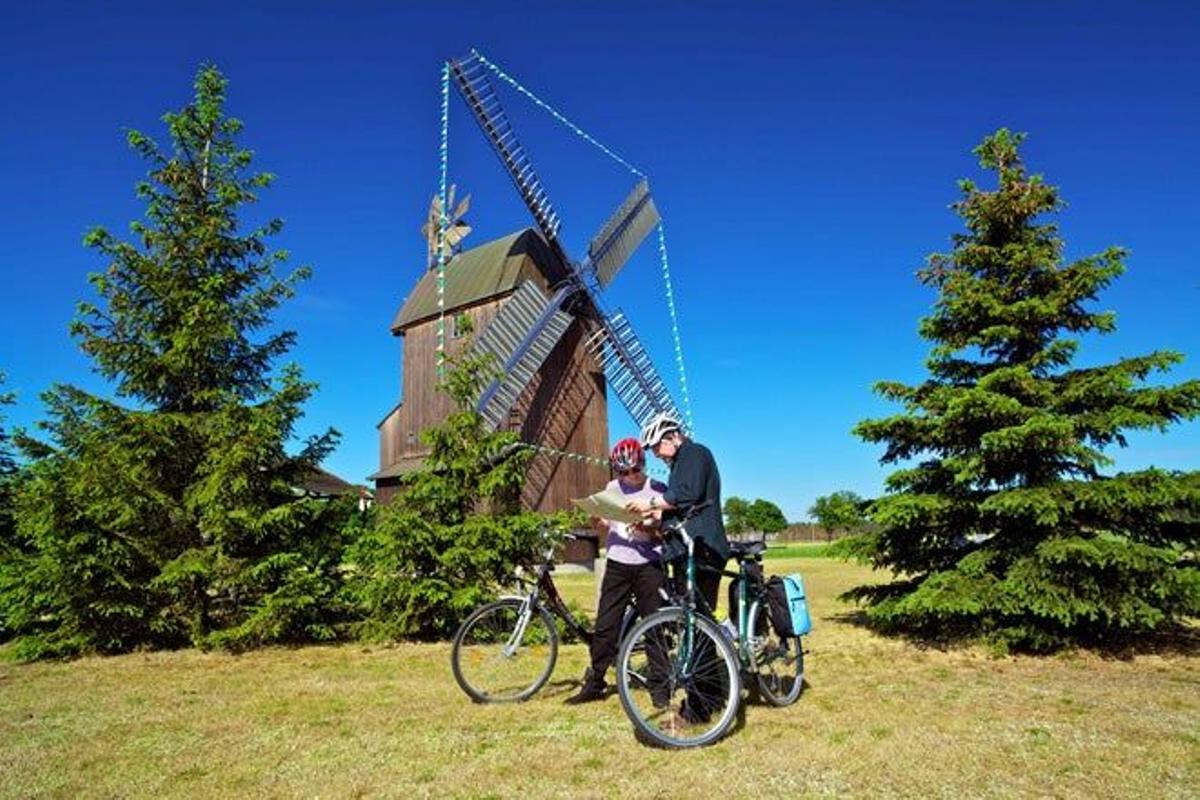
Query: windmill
xmin=448 ymin=51 xmax=684 ymax=434
xmin=373 ymin=50 xmax=689 ymax=539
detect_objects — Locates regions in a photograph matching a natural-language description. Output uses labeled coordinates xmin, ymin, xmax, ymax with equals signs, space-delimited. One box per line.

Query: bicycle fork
xmin=504 ymin=597 xmax=535 ymax=657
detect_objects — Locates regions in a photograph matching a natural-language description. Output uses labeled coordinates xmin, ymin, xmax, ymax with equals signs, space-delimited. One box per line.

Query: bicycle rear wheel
xmin=615 ymin=608 xmax=741 ymax=748
xmin=747 ymin=600 xmax=803 ymax=706
xmin=451 ymin=598 xmax=558 ymax=703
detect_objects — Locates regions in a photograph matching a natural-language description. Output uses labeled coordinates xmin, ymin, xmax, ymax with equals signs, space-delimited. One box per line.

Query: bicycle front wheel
xmin=615 ymin=608 xmax=741 ymax=748
xmin=451 ymin=598 xmax=558 ymax=703
xmin=747 ymin=599 xmax=803 ymax=706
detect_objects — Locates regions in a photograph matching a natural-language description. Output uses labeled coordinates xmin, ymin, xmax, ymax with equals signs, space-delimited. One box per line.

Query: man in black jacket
xmin=627 ymin=412 xmax=730 ymax=724
xmin=625 ymin=413 xmax=729 ymax=612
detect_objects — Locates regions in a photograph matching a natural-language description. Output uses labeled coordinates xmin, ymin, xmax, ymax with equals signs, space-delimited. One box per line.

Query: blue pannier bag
xmin=766 ymin=574 xmax=812 ymax=637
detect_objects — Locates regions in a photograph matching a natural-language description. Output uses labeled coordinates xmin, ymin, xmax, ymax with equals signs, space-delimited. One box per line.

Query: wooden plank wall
xmin=511 ymin=320 xmax=609 ymax=511
xmin=377 ymin=257 xmax=610 ymax=517
xmin=378 ymin=298 xmax=504 ymax=469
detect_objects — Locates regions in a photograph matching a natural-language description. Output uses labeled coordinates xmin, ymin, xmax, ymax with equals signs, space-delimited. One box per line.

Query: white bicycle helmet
xmin=639 ymin=412 xmax=683 ymax=448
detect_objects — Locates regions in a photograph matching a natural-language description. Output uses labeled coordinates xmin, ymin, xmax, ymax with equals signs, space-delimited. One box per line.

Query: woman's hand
xmin=625 ymin=499 xmax=652 ymax=515
xmin=632 ymin=515 xmax=663 ymax=538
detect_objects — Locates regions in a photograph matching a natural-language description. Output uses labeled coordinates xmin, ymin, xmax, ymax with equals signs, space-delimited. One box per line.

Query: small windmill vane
xmin=421 ymin=184 xmax=472 ymax=268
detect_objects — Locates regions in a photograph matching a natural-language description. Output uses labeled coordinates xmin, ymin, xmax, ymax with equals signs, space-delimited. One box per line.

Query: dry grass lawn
xmin=2 ymin=556 xmax=1197 ymax=798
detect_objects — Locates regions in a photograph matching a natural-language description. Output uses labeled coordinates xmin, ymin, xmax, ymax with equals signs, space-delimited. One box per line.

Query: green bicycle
xmin=614 ymin=506 xmax=804 ymax=748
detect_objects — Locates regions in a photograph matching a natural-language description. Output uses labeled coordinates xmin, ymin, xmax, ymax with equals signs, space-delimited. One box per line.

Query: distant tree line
xmin=723 ymin=497 xmax=788 ymax=536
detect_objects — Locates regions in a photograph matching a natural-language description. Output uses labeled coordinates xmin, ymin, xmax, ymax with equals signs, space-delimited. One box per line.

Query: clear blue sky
xmin=1 ymin=2 xmax=1197 ymax=521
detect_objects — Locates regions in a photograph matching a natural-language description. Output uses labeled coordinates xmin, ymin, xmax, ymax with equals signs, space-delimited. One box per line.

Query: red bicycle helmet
xmin=610 ymin=437 xmax=645 ymax=472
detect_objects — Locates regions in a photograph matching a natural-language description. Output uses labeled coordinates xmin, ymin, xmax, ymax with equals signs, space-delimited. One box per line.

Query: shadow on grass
xmin=1090 ymin=625 xmax=1200 ymax=660
xmin=540 ymin=677 xmax=584 ymax=699
xmin=828 ymin=609 xmax=1200 ymax=659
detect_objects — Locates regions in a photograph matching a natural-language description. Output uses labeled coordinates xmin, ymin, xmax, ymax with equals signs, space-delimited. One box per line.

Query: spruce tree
xmin=0 ymin=373 xmax=15 ymax=543
xmin=346 ymin=350 xmax=554 ymax=639
xmin=850 ymin=130 xmax=1200 ymax=651
xmin=3 ymin=66 xmax=345 ymax=658
xmin=0 ymin=374 xmax=18 ymax=641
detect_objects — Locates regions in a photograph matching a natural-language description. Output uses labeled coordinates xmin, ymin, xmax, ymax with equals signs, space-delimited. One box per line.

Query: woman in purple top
xmin=564 ymin=438 xmax=667 ymax=705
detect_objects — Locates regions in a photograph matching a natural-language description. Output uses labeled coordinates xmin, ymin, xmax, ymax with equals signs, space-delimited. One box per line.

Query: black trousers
xmin=587 ymin=559 xmax=665 ymax=687
xmin=669 ymin=543 xmax=726 ymax=615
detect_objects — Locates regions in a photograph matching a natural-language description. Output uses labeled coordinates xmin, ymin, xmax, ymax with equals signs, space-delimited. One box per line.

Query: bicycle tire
xmin=451 ymin=598 xmax=558 ymax=703
xmin=615 ymin=607 xmax=741 ymax=748
xmin=747 ymin=599 xmax=803 ymax=706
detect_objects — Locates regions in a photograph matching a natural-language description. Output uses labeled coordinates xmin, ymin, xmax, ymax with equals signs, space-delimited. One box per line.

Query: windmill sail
xmin=586 ymin=180 xmax=660 ymax=288
xmin=586 ymin=311 xmax=681 ymax=428
xmin=449 ymin=54 xmax=566 ymax=263
xmin=449 ymin=49 xmax=686 ymax=436
xmin=474 ymin=281 xmax=574 ymax=430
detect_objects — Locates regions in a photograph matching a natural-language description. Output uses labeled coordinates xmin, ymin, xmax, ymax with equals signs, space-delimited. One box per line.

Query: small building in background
xmin=298 ymin=466 xmax=372 ymax=511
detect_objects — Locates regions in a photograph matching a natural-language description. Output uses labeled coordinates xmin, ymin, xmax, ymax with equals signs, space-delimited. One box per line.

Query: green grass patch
xmin=763 ymin=542 xmax=836 ymax=559
xmin=1 ymin=556 xmax=1197 ymax=798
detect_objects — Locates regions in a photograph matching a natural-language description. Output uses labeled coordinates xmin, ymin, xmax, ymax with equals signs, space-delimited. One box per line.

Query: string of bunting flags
xmin=517 ymin=442 xmax=669 ymax=479
xmin=473 ymin=50 xmax=647 ymax=179
xmin=435 ymin=61 xmax=450 ymax=378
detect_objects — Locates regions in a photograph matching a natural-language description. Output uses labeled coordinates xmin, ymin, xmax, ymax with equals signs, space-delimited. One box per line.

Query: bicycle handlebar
xmin=658 ymin=500 xmax=712 ymax=531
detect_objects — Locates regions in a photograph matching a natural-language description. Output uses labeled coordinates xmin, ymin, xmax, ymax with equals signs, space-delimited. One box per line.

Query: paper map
xmin=571 ymin=487 xmax=644 ymax=525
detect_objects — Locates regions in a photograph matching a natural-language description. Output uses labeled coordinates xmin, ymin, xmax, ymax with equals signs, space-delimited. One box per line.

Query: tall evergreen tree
xmin=0 ymin=373 xmax=15 ymax=542
xmin=3 ymin=66 xmax=345 ymax=658
xmin=0 ymin=374 xmax=19 ymax=642
xmin=850 ymin=130 xmax=1200 ymax=651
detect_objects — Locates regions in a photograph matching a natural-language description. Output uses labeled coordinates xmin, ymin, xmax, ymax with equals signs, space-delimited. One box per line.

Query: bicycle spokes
xmin=616 ymin=609 xmax=740 ymax=748
xmin=452 ymin=599 xmax=558 ymax=703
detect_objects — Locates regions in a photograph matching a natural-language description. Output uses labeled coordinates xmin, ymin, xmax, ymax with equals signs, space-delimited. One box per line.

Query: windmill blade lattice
xmin=474 ymin=281 xmax=574 ymax=430
xmin=447 ymin=49 xmax=692 ymax=437
xmin=449 ymin=54 xmax=564 ymax=256
xmin=586 ymin=311 xmax=682 ymax=428
xmin=586 ymin=180 xmax=661 ymax=288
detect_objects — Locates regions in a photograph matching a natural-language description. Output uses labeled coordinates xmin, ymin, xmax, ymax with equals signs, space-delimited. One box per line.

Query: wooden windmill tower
xmin=373 ymin=51 xmax=684 ymax=532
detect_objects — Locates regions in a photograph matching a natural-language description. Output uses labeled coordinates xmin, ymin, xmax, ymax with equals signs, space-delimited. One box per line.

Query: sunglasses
xmin=616 ymin=466 xmax=644 ymax=476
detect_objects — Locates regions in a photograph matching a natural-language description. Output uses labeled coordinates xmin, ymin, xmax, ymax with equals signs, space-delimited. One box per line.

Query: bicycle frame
xmin=500 ymin=540 xmax=594 ymax=646
xmin=666 ymin=526 xmax=775 ymax=676
xmin=666 ymin=522 xmax=705 ymax=681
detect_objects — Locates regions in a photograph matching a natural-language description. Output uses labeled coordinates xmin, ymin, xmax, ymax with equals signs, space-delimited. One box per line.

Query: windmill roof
xmin=390 ymin=229 xmax=563 ymax=332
